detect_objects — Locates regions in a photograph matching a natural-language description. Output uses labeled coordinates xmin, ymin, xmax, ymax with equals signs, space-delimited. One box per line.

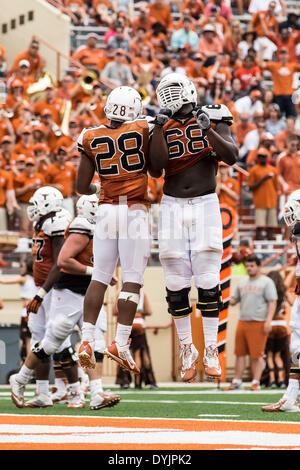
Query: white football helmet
xmin=104 ymin=86 xmax=142 ymax=122
xmin=156 ymin=73 xmax=197 ymax=114
xmin=284 ymin=189 xmax=300 ymax=226
xmin=28 ymin=186 xmax=64 ymax=219
xmin=76 ymin=194 xmax=98 ymax=224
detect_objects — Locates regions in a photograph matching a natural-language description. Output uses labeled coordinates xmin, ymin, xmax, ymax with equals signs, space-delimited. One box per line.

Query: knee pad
xmin=53 ymin=315 xmax=75 ymax=341
xmin=53 ymin=346 xmax=78 ymax=370
xmin=31 ymin=342 xmax=51 ymax=362
xmin=197 ymin=285 xmax=222 ymax=318
xmin=94 ymin=351 xmax=104 ymax=363
xmin=166 ymin=287 xmax=192 ymax=318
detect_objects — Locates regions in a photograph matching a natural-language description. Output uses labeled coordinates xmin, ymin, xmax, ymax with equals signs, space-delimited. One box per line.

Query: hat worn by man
xmin=203 ymin=24 xmax=217 ymax=34
xmin=250 ymin=89 xmax=262 ymax=98
xmin=86 ymin=32 xmax=99 ymax=41
xmin=261 ymin=132 xmax=274 ymax=141
xmin=1 ymin=136 xmax=12 ymax=144
xmin=257 ymin=147 xmax=269 ymax=157
xmin=19 ymin=59 xmax=30 ymax=68
xmin=22 ymin=125 xmax=33 ymax=134
xmin=25 ymin=156 xmax=36 ymax=166
xmin=41 ymin=108 xmax=53 ymax=117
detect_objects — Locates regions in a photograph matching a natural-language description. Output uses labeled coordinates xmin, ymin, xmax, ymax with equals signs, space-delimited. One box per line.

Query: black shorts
xmin=266 ymin=334 xmax=289 ymax=354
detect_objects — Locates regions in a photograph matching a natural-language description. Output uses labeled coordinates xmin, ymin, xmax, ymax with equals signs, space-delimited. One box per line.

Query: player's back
xmin=32 ymin=209 xmax=72 ymax=287
xmin=55 ymin=216 xmax=94 ymax=295
xmin=78 ymin=118 xmax=151 ymax=207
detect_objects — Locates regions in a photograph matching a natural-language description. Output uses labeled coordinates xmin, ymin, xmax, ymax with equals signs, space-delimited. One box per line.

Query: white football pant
xmin=158 ymin=193 xmax=223 ymax=291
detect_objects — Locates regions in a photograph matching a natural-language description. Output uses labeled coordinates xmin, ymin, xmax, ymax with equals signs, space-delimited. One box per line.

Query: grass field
xmin=1 ymin=384 xmax=300 ymax=450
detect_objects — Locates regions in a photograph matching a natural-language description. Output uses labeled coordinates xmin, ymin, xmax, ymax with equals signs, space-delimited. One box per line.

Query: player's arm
xmin=193 ymin=106 xmax=238 ymax=165
xmin=148 ymin=109 xmax=172 ymax=172
xmin=76 ymin=152 xmax=100 ymax=196
xmin=57 ymin=233 xmax=91 ymax=276
xmin=27 ymin=236 xmax=65 ymax=314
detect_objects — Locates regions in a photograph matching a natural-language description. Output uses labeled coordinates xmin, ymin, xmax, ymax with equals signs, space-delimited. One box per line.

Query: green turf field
xmin=1 ymin=385 xmax=299 ymax=422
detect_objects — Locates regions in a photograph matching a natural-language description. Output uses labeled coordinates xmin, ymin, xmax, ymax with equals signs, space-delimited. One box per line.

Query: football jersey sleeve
xmin=77 ymin=128 xmax=94 ymax=161
xmin=68 ymin=216 xmax=95 ymax=238
xmin=202 ymin=104 xmax=234 ymax=126
xmin=43 ymin=211 xmax=72 ymax=238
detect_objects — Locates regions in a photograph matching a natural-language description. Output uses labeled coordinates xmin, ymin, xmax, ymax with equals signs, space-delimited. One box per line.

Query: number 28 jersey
xmin=78 ymin=118 xmax=153 ymax=207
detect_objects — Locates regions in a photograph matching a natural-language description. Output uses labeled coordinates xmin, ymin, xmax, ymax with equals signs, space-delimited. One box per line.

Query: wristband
xmin=82 ymin=321 xmax=96 ymax=343
xmin=37 ymin=288 xmax=47 ymax=299
xmin=85 ymin=266 xmax=93 ymax=276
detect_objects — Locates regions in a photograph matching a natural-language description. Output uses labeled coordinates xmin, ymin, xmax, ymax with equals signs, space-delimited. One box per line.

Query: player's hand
xmin=110 ymin=275 xmax=118 ymax=286
xmin=193 ymin=106 xmax=211 ymax=131
xmin=27 ymin=295 xmax=43 ymax=314
xmin=153 ymin=108 xmax=173 ymax=126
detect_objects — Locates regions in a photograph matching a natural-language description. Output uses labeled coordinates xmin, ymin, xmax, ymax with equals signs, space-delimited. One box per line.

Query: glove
xmin=153 ymin=108 xmax=173 ymax=126
xmin=27 ymin=288 xmax=47 ymax=314
xmin=192 ymin=106 xmax=211 ymax=131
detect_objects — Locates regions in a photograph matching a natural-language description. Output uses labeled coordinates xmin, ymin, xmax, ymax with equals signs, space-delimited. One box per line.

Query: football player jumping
xmin=149 ymin=73 xmax=238 ymax=382
xmin=76 ymin=86 xmax=156 ymax=374
xmin=262 ymin=190 xmax=300 ymax=412
xmin=10 ymin=187 xmax=72 ymax=408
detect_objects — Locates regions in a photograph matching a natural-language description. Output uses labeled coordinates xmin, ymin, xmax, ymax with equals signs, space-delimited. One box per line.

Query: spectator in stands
xmin=276 ymin=134 xmax=300 ymax=195
xmin=0 ymin=107 xmax=15 ymax=144
xmin=129 ymin=27 xmax=154 ymax=60
xmin=250 ymin=0 xmax=278 ymax=38
xmin=0 ymin=44 xmax=7 ymax=78
xmin=259 ymin=47 xmax=300 ymax=118
xmin=5 ymin=79 xmax=30 ymax=121
xmin=206 ymin=52 xmax=232 ymax=84
xmin=231 ymin=77 xmax=245 ymax=102
xmin=33 ymin=143 xmax=50 ymax=175
xmin=55 ymin=118 xmax=80 ymax=154
xmin=149 ymin=0 xmax=173 ymax=35
xmin=247 ymin=147 xmax=279 ymax=239
xmin=0 ymin=155 xmax=16 ymax=231
xmin=7 ymin=60 xmax=35 ymax=94
xmin=235 ymin=113 xmax=256 ymax=149
xmin=186 ymin=53 xmax=208 ymax=90
xmin=131 ymin=3 xmax=156 ymax=34
xmin=111 ymin=0 xmax=135 ymax=23
xmin=223 ymin=20 xmax=243 ymax=55
xmin=227 ymin=255 xmax=277 ymax=391
xmin=235 ymin=89 xmax=264 ymax=118
xmin=107 ymin=24 xmax=130 ymax=53
xmin=11 ymin=126 xmax=35 ymax=161
xmin=197 ymin=24 xmax=223 ymax=66
xmin=132 ymin=48 xmax=163 ymax=81
xmin=72 ymin=32 xmax=104 ymax=68
xmin=9 ymin=39 xmax=43 ymax=80
xmin=239 ymin=115 xmax=266 ymax=160
xmin=260 ymin=22 xmax=300 ymax=63
xmin=204 ymin=0 xmax=232 ymax=22
xmin=200 ymin=5 xmax=229 ymax=40
xmin=101 ymin=49 xmax=134 ymax=87
xmin=176 ymin=46 xmax=194 ymax=73
xmin=248 ymin=0 xmax=286 ymax=16
xmin=0 ymin=136 xmax=14 ymax=171
xmin=45 ymin=146 xmax=76 ymax=217
xmin=279 ymin=10 xmax=300 ymax=32
xmin=14 ymin=156 xmax=45 ymax=237
xmin=90 ymin=0 xmax=112 ymax=27
xmin=265 ymin=103 xmax=286 ymax=137
xmin=146 ymin=22 xmax=169 ymax=64
xmin=215 ymin=86 xmax=238 ymax=124
xmin=234 ymin=55 xmax=262 ymax=93
xmin=275 ymin=116 xmax=299 ymax=152
xmin=170 ymin=16 xmax=199 ymax=53
xmin=33 ymin=84 xmax=64 ymax=125
xmin=181 ymin=0 xmax=204 ymax=21
xmin=57 ymin=74 xmax=74 ymax=101
xmin=64 ymin=0 xmax=89 ymax=26
xmin=161 ymin=55 xmax=186 ymax=78
xmin=237 ymin=29 xmax=259 ymax=60
xmin=39 ymin=108 xmax=63 ymax=153
xmin=216 ymin=163 xmax=239 ymax=212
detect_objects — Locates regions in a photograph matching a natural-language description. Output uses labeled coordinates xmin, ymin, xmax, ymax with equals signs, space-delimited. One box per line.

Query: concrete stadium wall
xmin=0 ymin=0 xmax=70 ymax=80
xmin=0 ymin=268 xmax=246 ymax=383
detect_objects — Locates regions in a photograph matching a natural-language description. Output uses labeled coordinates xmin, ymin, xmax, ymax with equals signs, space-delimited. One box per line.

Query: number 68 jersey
xmin=78 ymin=118 xmax=153 ymax=207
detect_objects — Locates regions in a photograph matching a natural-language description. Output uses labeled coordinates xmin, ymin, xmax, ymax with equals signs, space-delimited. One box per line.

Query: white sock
xmin=90 ymin=379 xmax=103 ymax=395
xmin=77 ymin=367 xmax=85 ymax=380
xmin=284 ymin=379 xmax=299 ymax=401
xmin=17 ymin=365 xmax=34 ymax=384
xmin=202 ymin=317 xmax=219 ymax=348
xmin=251 ymin=379 xmax=260 ymax=385
xmin=69 ymin=381 xmax=81 ymax=394
xmin=115 ymin=323 xmax=132 ymax=347
xmin=36 ymin=380 xmax=49 ymax=395
xmin=173 ymin=316 xmax=192 ymax=345
xmin=232 ymin=378 xmax=242 ymax=385
xmin=82 ymin=322 xmax=96 ymax=342
xmin=55 ymin=378 xmax=67 ymax=393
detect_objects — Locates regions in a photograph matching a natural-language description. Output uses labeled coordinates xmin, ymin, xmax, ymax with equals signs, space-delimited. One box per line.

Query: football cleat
xmin=250 ymin=383 xmax=261 ymax=391
xmin=203 ymin=345 xmax=222 ymax=380
xmin=224 ymin=381 xmax=243 ymax=391
xmin=51 ymin=387 xmax=69 ymax=404
xmin=179 ymin=343 xmax=199 ymax=383
xmin=262 ymin=397 xmax=300 ymax=412
xmin=90 ymin=392 xmax=121 ymax=410
xmin=67 ymin=391 xmax=85 ymax=409
xmin=25 ymin=393 xmax=53 ymax=408
xmin=9 ymin=374 xmax=25 ymax=408
xmin=78 ymin=341 xmax=96 ymax=369
xmin=104 ymin=340 xmax=140 ymax=374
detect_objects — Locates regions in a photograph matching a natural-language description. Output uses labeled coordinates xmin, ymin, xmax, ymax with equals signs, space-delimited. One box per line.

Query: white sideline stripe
xmin=0 ymin=390 xmax=285 ymax=396
xmin=0 ymin=425 xmax=178 ymax=434
xmin=197 ymin=414 xmax=240 ymax=417
xmin=1 ymin=428 xmax=300 ymax=446
xmin=0 ymin=396 xmax=273 ymax=405
xmin=2 ymin=413 xmax=300 ymax=426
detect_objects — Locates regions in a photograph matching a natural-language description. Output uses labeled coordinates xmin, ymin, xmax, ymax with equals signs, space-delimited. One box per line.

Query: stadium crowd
xmin=0 ymin=0 xmax=299 ymax=244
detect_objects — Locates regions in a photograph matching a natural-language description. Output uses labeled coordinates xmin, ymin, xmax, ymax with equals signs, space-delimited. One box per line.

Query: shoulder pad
xmin=43 ymin=210 xmax=72 ymax=237
xmin=202 ymin=104 xmax=233 ymax=126
xmin=68 ymin=216 xmax=95 ymax=237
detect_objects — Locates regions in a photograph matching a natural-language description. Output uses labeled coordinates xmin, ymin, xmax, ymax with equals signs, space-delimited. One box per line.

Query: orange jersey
xmin=45 ymin=161 xmax=76 ymax=197
xmin=162 ymin=115 xmax=212 ymax=177
xmin=0 ymin=169 xmax=14 ymax=208
xmin=32 ymin=210 xmax=71 ymax=286
xmin=78 ymin=118 xmax=152 ymax=206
